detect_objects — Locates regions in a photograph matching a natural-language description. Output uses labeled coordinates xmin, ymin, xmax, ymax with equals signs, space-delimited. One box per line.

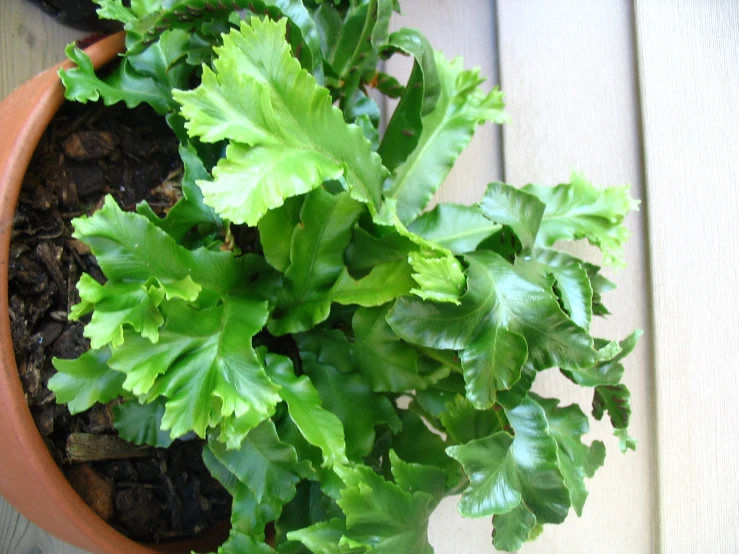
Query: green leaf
xmin=370 ymin=0 xmax=394 ymax=49
xmin=352 ymin=306 xmax=428 ymax=392
xmin=331 ymin=0 xmax=392 ymax=92
xmin=447 ymin=433 xmax=518 ymax=517
xmin=460 ymin=326 xmax=528 ymax=409
xmin=378 ymin=28 xmax=440 ymax=171
xmin=414 ymin=374 xmax=466 ymax=419
xmin=484 ymin=249 xmax=599 ymax=375
xmin=136 ymin=143 xmax=222 ymax=243
xmin=93 ymin=0 xmax=136 ymax=24
xmin=329 ymin=260 xmax=414 ymax=307
xmin=439 ymin=395 xmax=501 ymax=444
xmin=49 ymin=348 xmax=125 ymax=415
xmin=128 ymin=0 xmax=324 ymax=72
xmin=535 ymin=395 xmax=606 ymax=516
xmin=207 ymin=418 xmax=313 ymax=506
xmin=384 ymin=28 xmax=440 ymax=114
xmin=345 ymin=225 xmax=417 ymax=273
xmin=273 ymin=481 xmax=312 ymax=550
xmin=408 ymin=203 xmax=501 ymax=254
xmin=129 ymin=0 xmax=162 ymax=17
xmin=184 ymin=26 xmax=225 ymax=67
xmin=287 ymin=519 xmax=356 ymax=554
xmin=253 ymin=0 xmax=328 ymax=73
xmin=563 ymin=329 xmax=642 ymax=387
xmin=269 ymin=189 xmax=363 ymax=335
xmin=278 ymin=481 xmax=350 ymax=550
xmin=295 ymin=329 xmax=356 ymax=375
xmin=614 ymin=428 xmax=638 ymax=453
xmin=375 ymin=201 xmax=456 ymax=258
xmin=204 ymin=446 xmax=276 ymax=541
xmin=216 ymin=414 xmax=270 ymax=454
xmin=273 ymin=401 xmax=321 ymax=465
xmin=256 ymin=0 xmax=327 ymax=74
xmin=389 ymin=450 xmax=447 ymax=502
xmin=446 ymin=397 xmax=570 ymax=523
xmin=521 ymin=248 xmax=595 ymax=330
xmin=69 ymin=275 xmax=165 ymax=350
xmin=203 ymin=430 xmax=244 ymax=496
xmin=234 ymin=485 xmax=279 ymax=540
xmin=354 ymin=114 xmax=380 ymax=151
xmin=523 ymin=172 xmax=639 ymax=267
xmin=407 ymin=399 xmax=445 ymax=435
xmin=72 ymin=196 xmax=256 ymax=298
xmin=199 ymin=139 xmax=346 ymax=227
xmin=217 ymin=530 xmax=276 ymax=554
xmin=392 ymin=410 xmax=460 ymax=485
xmin=596 ymin=339 xmax=623 ymax=362
xmin=344 ymin=90 xmax=381 ymax=126
xmin=329 ymin=1 xmax=370 ymax=74
xmin=113 ymin=398 xmax=174 ymax=448
xmin=409 ymin=252 xmax=466 ymax=304
xmin=492 ymin=501 xmax=537 ymax=552
xmin=231 ymin=484 xmax=301 ymax=543
xmin=593 ymin=384 xmax=632 ymax=430
xmin=174 ymin=18 xmax=386 ymax=225
xmin=300 ymin=345 xmax=401 ymax=460
xmin=127 ymin=29 xmax=193 ymax=92
xmin=528 ymin=523 xmax=544 ymax=541
xmin=479 ymin=182 xmax=545 ymax=254
xmin=388 ymin=251 xmax=596 ymax=408
xmin=496 ymin=363 xmax=536 ymax=410
xmin=231 ymin=484 xmax=274 ymax=540
xmin=258 ymin=195 xmax=304 ymax=273
xmin=108 ymin=297 xmax=278 ymax=440
xmin=262 ymin=350 xmax=349 ymax=468
xmin=386 ymin=252 xmax=491 ymax=350
xmin=337 ymin=466 xmax=436 ymax=554
xmin=475 ymin=226 xmax=521 ymax=265
xmin=374 ymin=72 xmax=404 ymax=98
xmin=385 ymin=52 xmax=507 ymax=223
xmin=59 ymin=45 xmax=174 ymax=115
xmin=313 ymin=3 xmax=343 ymax=60
xmin=588 ymin=261 xmax=616 ymax=316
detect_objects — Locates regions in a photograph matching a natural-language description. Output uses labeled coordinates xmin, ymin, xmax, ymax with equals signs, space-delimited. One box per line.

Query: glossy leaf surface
xmin=49 ymin=349 xmax=125 ymax=415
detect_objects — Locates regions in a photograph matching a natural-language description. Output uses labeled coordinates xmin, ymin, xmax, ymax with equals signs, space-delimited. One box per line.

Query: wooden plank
xmin=0 ymin=0 xmax=82 ymax=99
xmin=634 ymin=2 xmax=739 ymax=552
xmin=0 ymin=497 xmax=83 ymax=554
xmin=496 ymin=2 xmax=657 ymax=553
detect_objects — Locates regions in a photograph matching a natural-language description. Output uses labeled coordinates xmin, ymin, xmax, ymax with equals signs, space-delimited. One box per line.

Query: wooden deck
xmin=1 ymin=0 xmax=737 ymax=552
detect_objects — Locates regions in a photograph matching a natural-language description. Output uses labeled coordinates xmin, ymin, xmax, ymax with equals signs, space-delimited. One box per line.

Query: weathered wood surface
xmin=0 ymin=0 xmax=82 ymax=100
xmin=634 ymin=1 xmax=739 ymax=553
xmin=2 ymin=0 xmax=738 ymax=552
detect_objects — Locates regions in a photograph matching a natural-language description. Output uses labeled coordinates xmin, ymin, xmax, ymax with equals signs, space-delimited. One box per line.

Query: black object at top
xmin=24 ymin=0 xmax=123 ymax=32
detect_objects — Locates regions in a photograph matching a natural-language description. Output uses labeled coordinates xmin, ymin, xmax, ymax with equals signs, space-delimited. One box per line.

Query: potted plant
xmin=0 ymin=1 xmax=641 ymax=552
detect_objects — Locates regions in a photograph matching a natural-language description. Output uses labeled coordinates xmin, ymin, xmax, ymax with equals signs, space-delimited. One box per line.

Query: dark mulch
xmin=9 ymin=101 xmax=231 ymax=543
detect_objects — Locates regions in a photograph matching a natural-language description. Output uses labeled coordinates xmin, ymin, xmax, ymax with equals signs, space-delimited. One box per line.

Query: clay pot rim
xmin=0 ymin=33 xmax=224 ymax=554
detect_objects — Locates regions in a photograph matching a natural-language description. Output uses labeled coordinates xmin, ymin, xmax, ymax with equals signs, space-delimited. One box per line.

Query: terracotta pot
xmin=0 ymin=33 xmax=226 ymax=554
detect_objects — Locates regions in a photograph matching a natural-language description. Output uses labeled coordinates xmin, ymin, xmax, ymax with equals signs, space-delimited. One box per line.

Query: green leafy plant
xmin=49 ymin=1 xmax=641 ymax=552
